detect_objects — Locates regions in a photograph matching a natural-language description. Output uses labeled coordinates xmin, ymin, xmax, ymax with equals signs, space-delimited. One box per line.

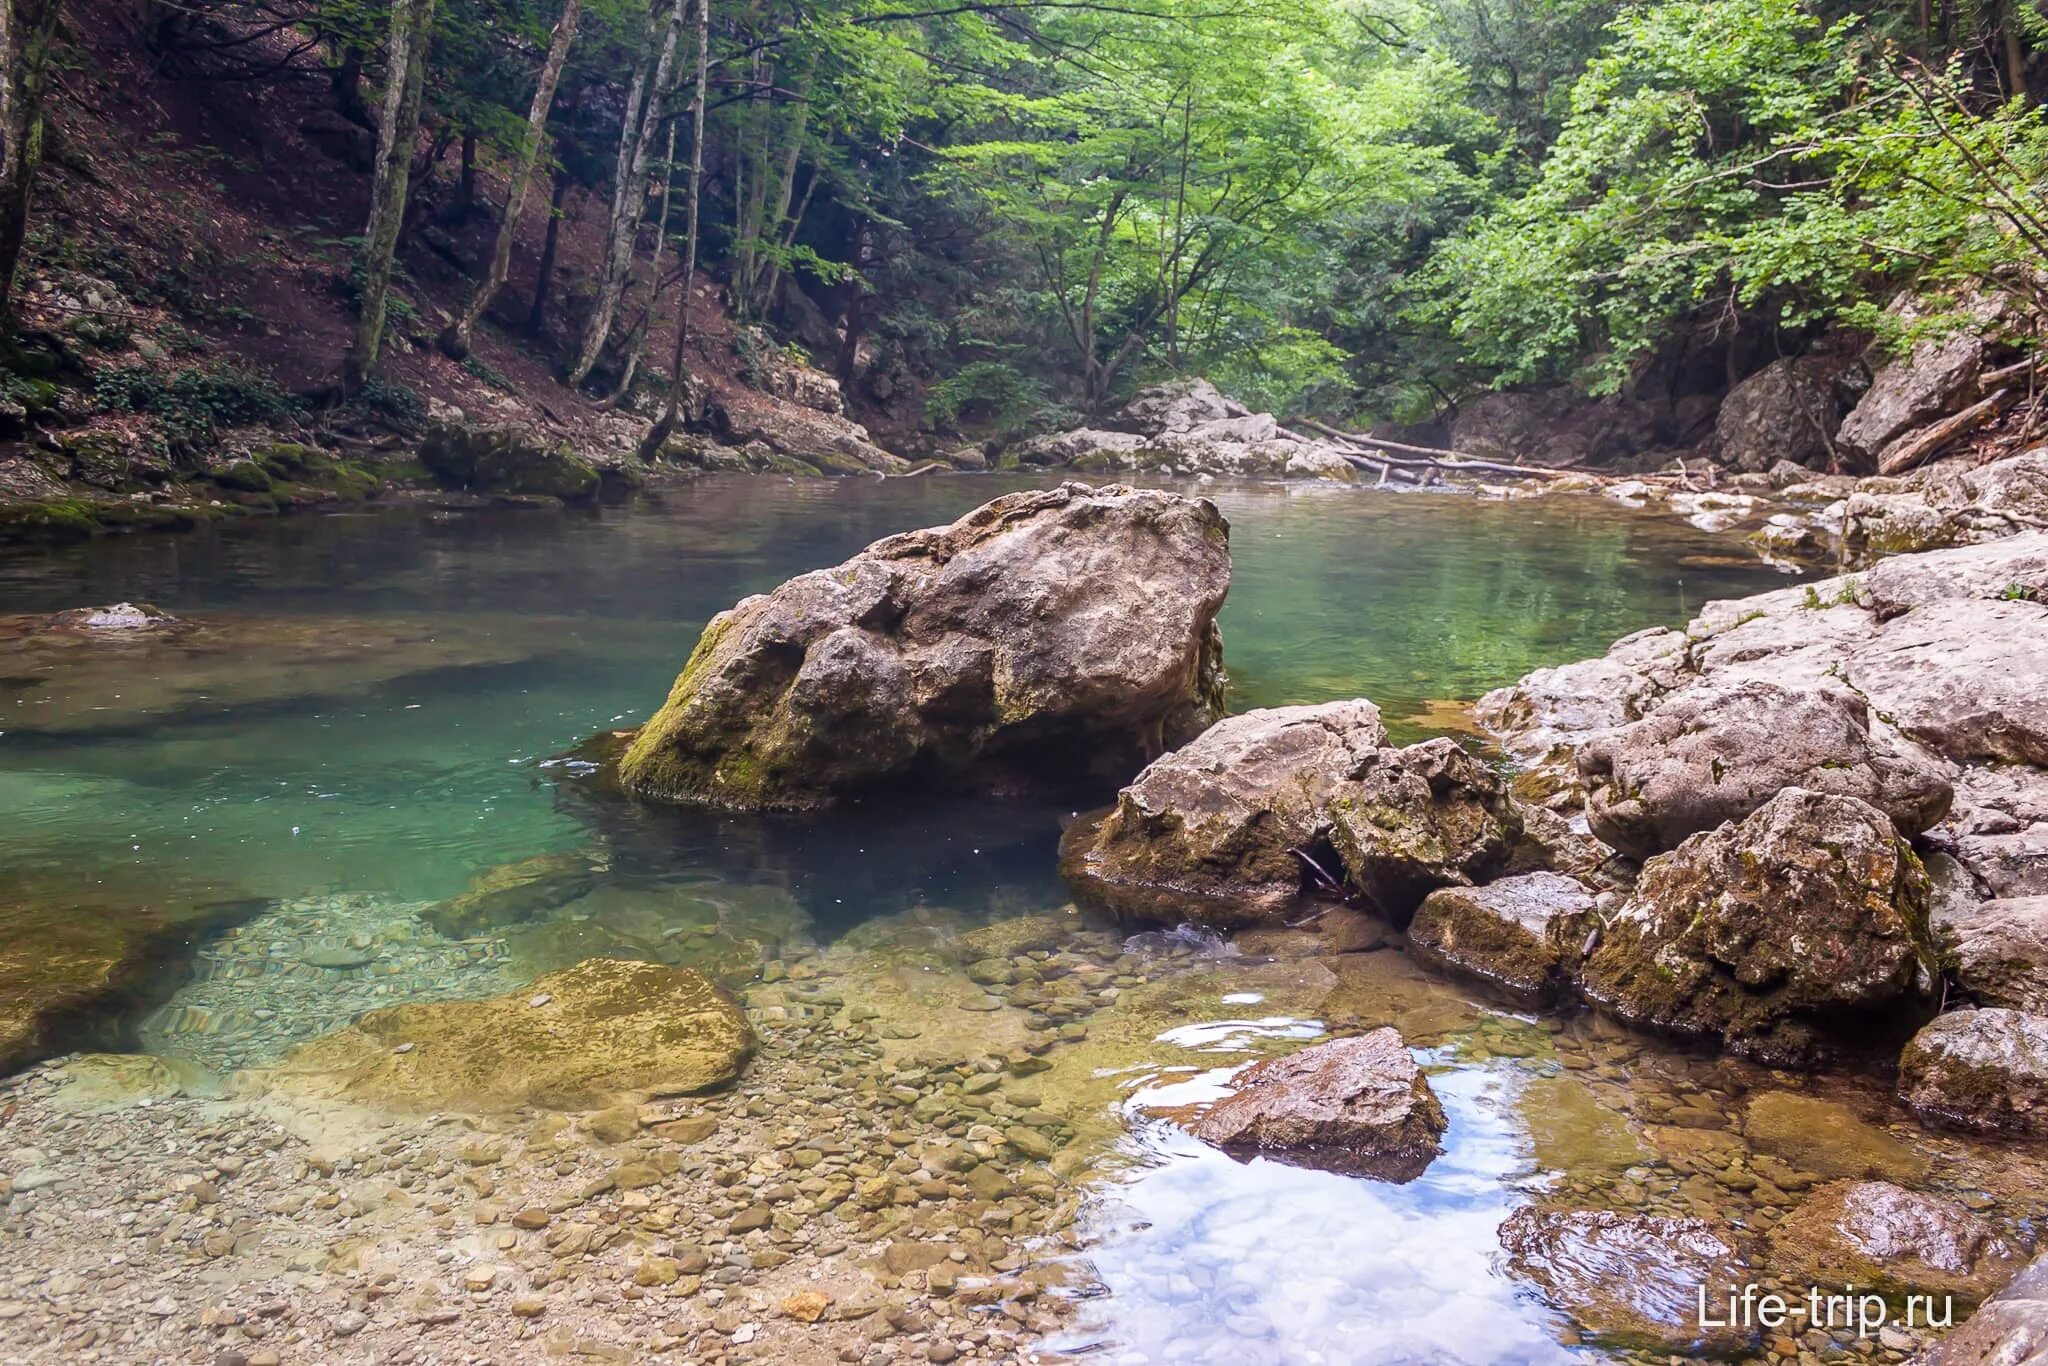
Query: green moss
xmin=0 ymin=497 xmax=99 ymax=539
xmin=210 ymin=458 xmax=274 ymax=493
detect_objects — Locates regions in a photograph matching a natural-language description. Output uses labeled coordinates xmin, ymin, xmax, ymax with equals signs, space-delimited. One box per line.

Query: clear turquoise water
xmin=0 ymin=475 xmax=1789 ymax=926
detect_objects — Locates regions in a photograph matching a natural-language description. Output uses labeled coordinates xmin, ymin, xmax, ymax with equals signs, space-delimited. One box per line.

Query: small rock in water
xmin=528 ymin=993 xmax=553 ymax=1008
xmin=302 ymin=944 xmax=377 ymax=970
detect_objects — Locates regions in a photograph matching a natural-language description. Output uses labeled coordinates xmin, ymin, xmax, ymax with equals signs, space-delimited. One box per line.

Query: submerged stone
xmin=611 ymin=482 xmax=1231 ymax=811
xmin=423 ymin=851 xmax=600 ymax=939
xmin=1925 ymin=1251 xmax=2048 ymax=1364
xmin=251 ymin=958 xmax=754 ymax=1111
xmin=1741 ymin=1092 xmax=1929 ymax=1183
xmin=1768 ymin=1180 xmax=2024 ymax=1306
xmin=1189 ymin=1028 xmax=1446 ymax=1182
xmin=0 ymin=895 xmax=263 ymax=1076
xmin=1496 ymin=1205 xmax=1753 ymax=1356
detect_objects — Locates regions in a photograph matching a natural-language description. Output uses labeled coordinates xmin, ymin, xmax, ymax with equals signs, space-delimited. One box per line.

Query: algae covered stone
xmin=423 ymin=850 xmax=600 ymax=938
xmin=612 ymin=482 xmax=1231 ymax=811
xmin=1898 ymin=1007 xmax=2048 ymax=1134
xmin=254 ymin=958 xmax=754 ymax=1111
xmin=1326 ymin=737 xmax=1519 ymax=924
xmin=1578 ymin=789 xmax=1934 ymax=1065
xmin=1740 ymin=1091 xmax=1929 ymax=1183
xmin=418 ymin=420 xmax=600 ymax=502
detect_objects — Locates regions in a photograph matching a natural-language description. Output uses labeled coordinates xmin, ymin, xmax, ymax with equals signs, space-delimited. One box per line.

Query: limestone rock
xmin=1838 ymin=598 xmax=2048 ymax=768
xmin=1768 ymin=1181 xmax=2024 ymax=1305
xmin=424 ymin=851 xmax=600 ymax=938
xmin=1326 ymin=738 xmax=1519 ymax=924
xmin=1059 ymin=700 xmax=1388 ymax=926
xmin=613 ymin=483 xmax=1230 ymax=810
xmin=1189 ymin=1028 xmax=1445 ymax=1181
xmin=1924 ymin=1251 xmax=2048 ymax=1365
xmin=1838 ymin=329 xmax=1984 ymax=467
xmin=253 ymin=959 xmax=754 ymax=1111
xmin=1496 ymin=1206 xmax=1752 ymax=1355
xmin=1942 ymin=897 xmax=2048 ymax=1012
xmin=1577 ymin=680 xmax=1952 ymax=859
xmin=1407 ymin=872 xmax=1595 ymax=1003
xmin=1110 ymin=377 xmax=1241 ymax=434
xmin=1899 ymin=1008 xmax=2048 ymax=1134
xmin=418 ymin=420 xmax=600 ymax=502
xmin=1716 ymin=357 xmax=1840 ymax=473
xmin=1579 ymin=789 xmax=1934 ymax=1065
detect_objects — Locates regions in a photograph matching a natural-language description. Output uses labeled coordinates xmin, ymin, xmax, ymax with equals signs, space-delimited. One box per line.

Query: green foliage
xmin=924 ymin=360 xmax=1045 ymax=435
xmin=94 ymin=362 xmax=298 ymax=456
xmin=349 ymin=376 xmax=428 ymax=428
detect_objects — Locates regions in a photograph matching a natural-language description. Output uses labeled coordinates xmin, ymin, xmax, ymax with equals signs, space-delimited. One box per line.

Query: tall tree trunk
xmin=637 ymin=0 xmax=707 ymax=461
xmin=835 ymin=216 xmax=868 ymax=390
xmin=0 ymin=0 xmax=62 ymax=337
xmin=606 ymin=113 xmax=677 ymax=404
xmin=2003 ymin=0 xmax=2029 ymax=100
xmin=567 ymin=0 xmax=683 ymax=387
xmin=526 ymin=164 xmax=569 ymax=336
xmin=331 ymin=43 xmax=372 ymax=128
xmin=343 ymin=0 xmax=436 ymax=392
xmin=457 ymin=127 xmax=477 ymax=212
xmin=438 ymin=0 xmax=581 ymax=359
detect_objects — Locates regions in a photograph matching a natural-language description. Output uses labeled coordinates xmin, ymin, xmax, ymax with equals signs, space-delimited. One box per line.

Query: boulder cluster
xmin=1009 ymin=378 xmax=1361 ymax=482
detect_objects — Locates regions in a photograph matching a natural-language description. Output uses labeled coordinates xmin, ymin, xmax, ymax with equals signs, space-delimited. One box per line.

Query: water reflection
xmin=1054 ymin=1063 xmax=1574 ymax=1365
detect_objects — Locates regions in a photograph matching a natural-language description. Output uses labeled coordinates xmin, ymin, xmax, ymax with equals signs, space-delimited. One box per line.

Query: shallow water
xmin=3 ymin=473 xmax=1884 ymax=1362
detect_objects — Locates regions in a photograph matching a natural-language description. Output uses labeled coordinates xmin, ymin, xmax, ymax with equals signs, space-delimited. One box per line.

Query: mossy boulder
xmin=419 ymin=419 xmax=600 ymax=502
xmin=209 ymin=458 xmax=274 ymax=494
xmin=1326 ymin=737 xmax=1520 ymax=925
xmin=252 ymin=958 xmax=754 ymax=1111
xmin=613 ymin=482 xmax=1230 ymax=811
xmin=1899 ymin=1007 xmax=2048 ymax=1133
xmin=1580 ymin=788 xmax=1935 ymax=1066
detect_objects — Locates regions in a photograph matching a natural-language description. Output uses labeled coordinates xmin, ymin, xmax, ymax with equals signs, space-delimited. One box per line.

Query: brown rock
xmin=1190 ymin=1029 xmax=1445 ymax=1181
xmin=1497 ymin=1205 xmax=1753 ymax=1355
xmin=1579 ymin=789 xmax=1934 ymax=1065
xmin=1326 ymin=738 xmax=1519 ymax=924
xmin=1769 ymin=1181 xmax=2024 ymax=1305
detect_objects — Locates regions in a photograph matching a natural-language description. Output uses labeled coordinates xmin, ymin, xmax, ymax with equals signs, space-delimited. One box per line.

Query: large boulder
xmin=1837 ymin=329 xmax=1984 ymax=469
xmin=1767 ymin=1181 xmax=2024 ymax=1305
xmin=1716 ymin=357 xmax=1840 ymax=473
xmin=1189 ymin=1028 xmax=1446 ymax=1181
xmin=1838 ymin=598 xmax=2048 ymax=768
xmin=253 ymin=958 xmax=754 ymax=1111
xmin=1941 ymin=896 xmax=2048 ymax=1013
xmin=1579 ymin=789 xmax=1935 ymax=1064
xmin=1326 ymin=737 xmax=1520 ymax=924
xmin=1898 ymin=1007 xmax=2048 ymax=1134
xmin=1451 ymin=389 xmax=1662 ymax=468
xmin=1924 ymin=1251 xmax=2048 ymax=1365
xmin=1406 ymin=872 xmax=1596 ymax=1003
xmin=1496 ymin=1206 xmax=1752 ymax=1355
xmin=1110 ymin=377 xmax=1241 ymax=435
xmin=613 ymin=483 xmax=1230 ymax=810
xmin=1058 ymin=701 xmax=1387 ymax=926
xmin=1577 ymin=680 xmax=1953 ymax=859
xmin=418 ymin=420 xmax=600 ymax=502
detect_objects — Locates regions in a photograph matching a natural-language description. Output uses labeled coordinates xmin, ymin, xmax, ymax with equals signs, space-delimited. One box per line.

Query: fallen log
xmin=1294 ymin=418 xmax=1570 ymax=481
xmin=1877 ymin=387 xmax=2014 ymax=476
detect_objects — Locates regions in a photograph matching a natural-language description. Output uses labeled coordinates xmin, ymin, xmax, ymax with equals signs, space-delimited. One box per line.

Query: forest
xmin=2 ymin=0 xmax=2046 ymax=454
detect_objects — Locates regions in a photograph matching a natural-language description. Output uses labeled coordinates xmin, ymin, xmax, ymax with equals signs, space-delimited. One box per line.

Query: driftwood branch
xmin=1293 ymin=418 xmax=1571 ymax=481
xmin=1982 ymin=356 xmax=2037 ymax=388
xmin=1878 ymin=388 xmax=2014 ymax=475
